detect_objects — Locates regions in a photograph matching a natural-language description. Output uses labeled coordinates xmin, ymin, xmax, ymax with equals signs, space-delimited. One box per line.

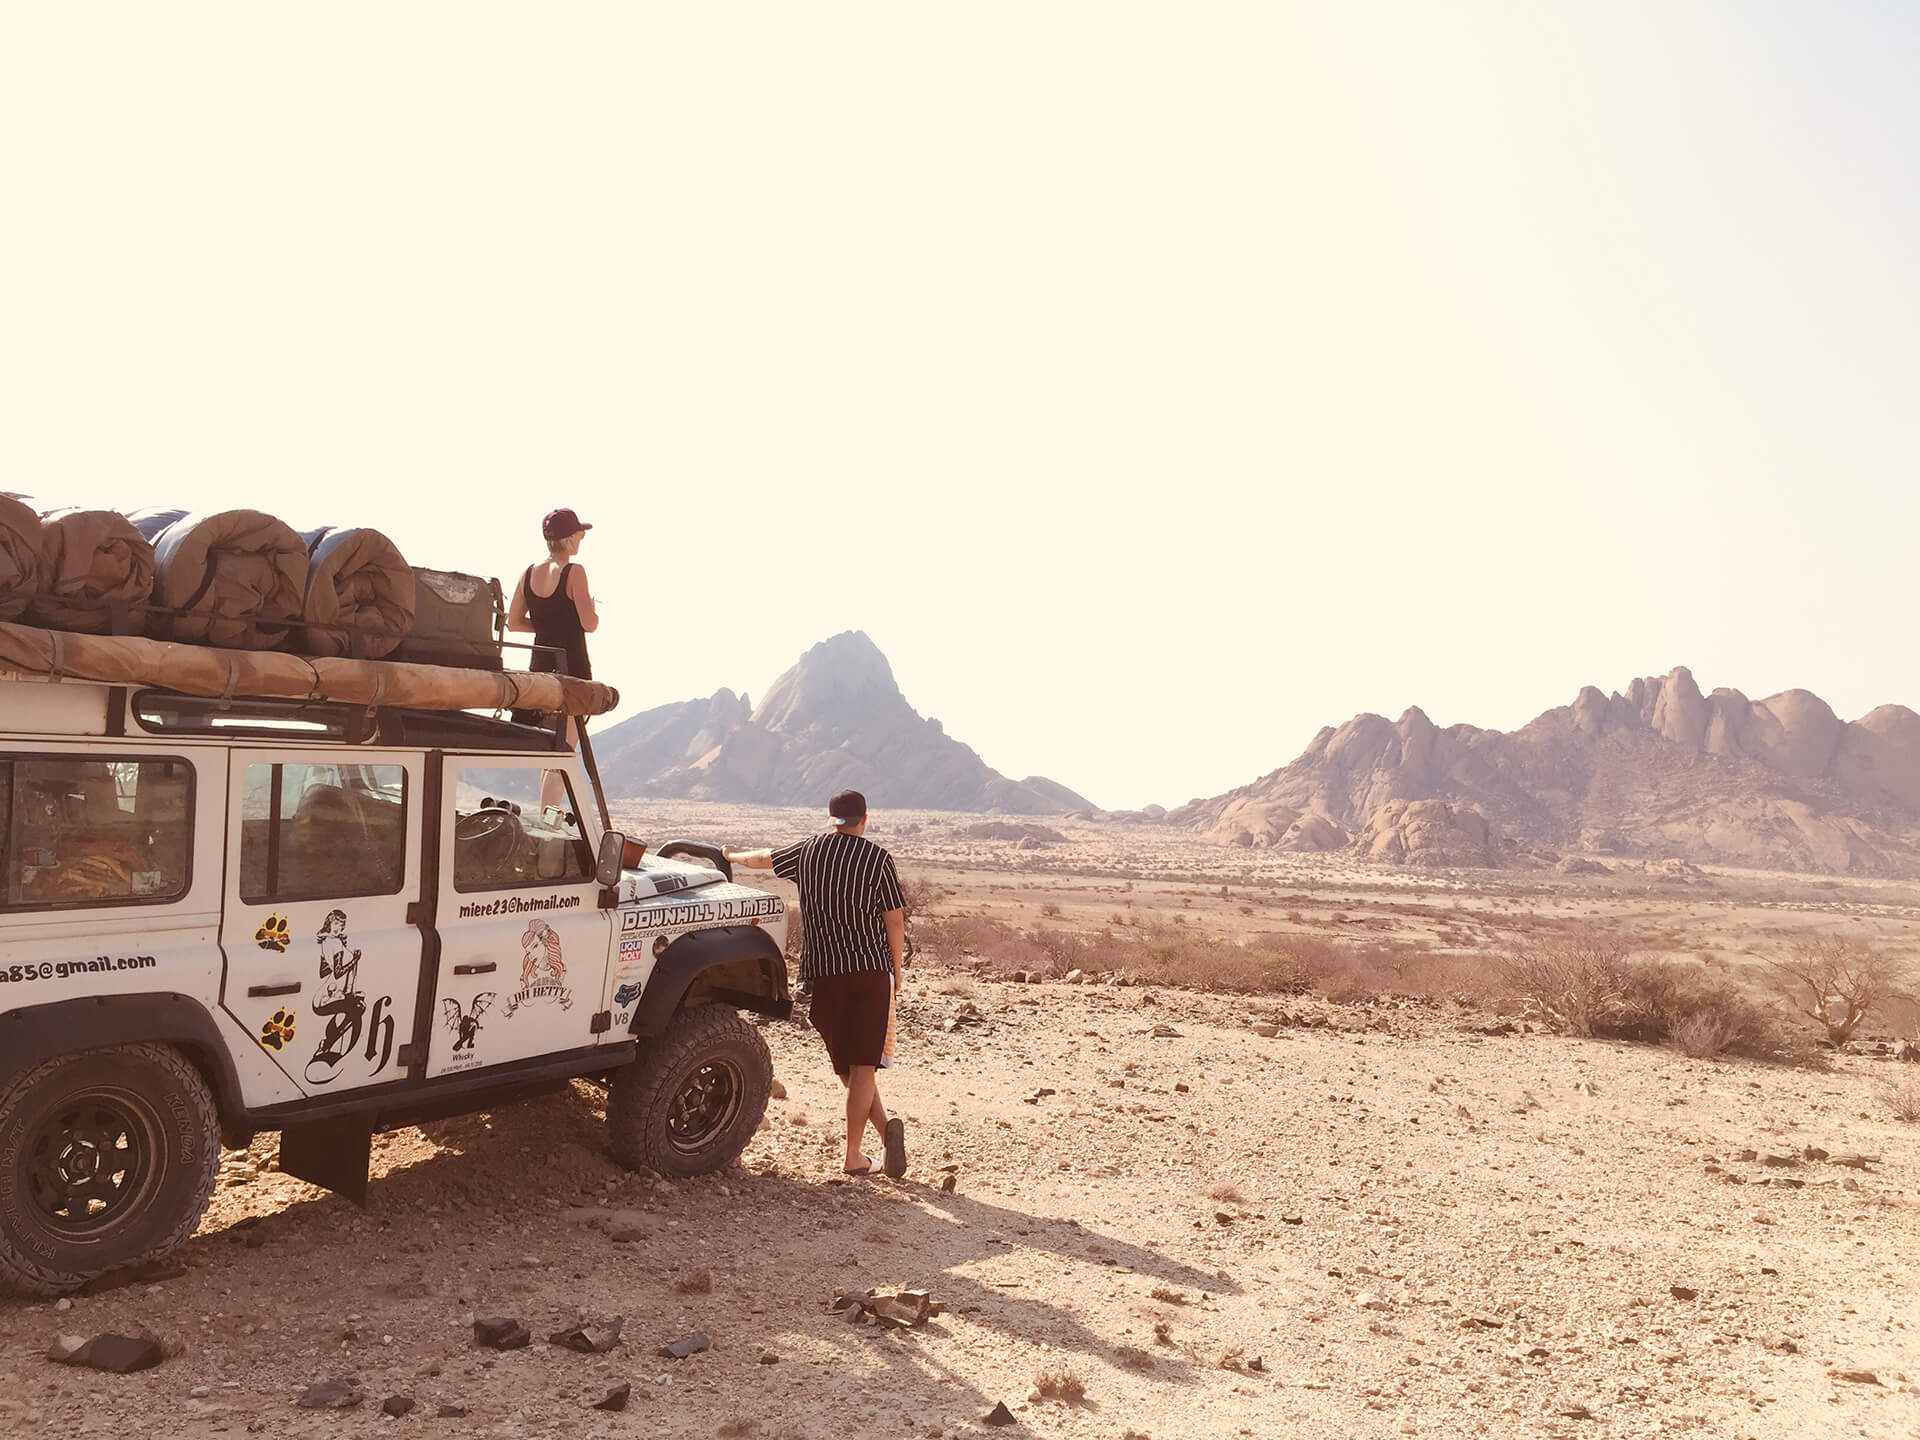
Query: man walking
xmin=725 ymin=790 xmax=907 ymax=1179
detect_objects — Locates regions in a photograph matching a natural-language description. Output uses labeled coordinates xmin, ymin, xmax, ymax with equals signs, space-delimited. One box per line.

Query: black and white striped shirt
xmin=771 ymin=831 xmax=905 ymax=981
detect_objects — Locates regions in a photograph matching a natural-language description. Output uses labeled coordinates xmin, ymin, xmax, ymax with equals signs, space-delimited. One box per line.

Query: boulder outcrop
xmin=1171 ymin=667 xmax=1920 ymax=876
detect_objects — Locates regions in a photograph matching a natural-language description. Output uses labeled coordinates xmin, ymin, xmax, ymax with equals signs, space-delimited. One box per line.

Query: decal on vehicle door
xmin=306 ymin=909 xmax=396 ymax=1086
xmin=504 ymin=919 xmax=573 ymax=1017
xmin=259 ymin=1008 xmax=297 ymax=1051
xmin=255 ymin=913 xmax=290 ymax=952
xmin=442 ymin=994 xmax=495 ymax=1055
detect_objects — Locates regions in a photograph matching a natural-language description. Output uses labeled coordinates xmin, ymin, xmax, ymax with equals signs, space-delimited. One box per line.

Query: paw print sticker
xmin=259 ymin=1008 xmax=297 ymax=1051
xmin=255 ymin=914 xmax=290 ymax=952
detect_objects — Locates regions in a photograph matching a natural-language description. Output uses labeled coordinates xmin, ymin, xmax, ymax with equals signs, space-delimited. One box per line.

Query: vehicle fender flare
xmin=629 ymin=926 xmax=790 ymax=1036
xmin=0 ymin=992 xmax=244 ymax=1116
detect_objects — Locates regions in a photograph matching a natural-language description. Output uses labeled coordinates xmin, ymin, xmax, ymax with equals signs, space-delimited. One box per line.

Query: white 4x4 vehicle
xmin=0 ymin=677 xmax=788 ymax=1295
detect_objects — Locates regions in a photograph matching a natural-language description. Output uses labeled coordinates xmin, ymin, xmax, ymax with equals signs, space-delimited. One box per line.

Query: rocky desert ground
xmin=4 ymin=809 xmax=1917 ymax=1440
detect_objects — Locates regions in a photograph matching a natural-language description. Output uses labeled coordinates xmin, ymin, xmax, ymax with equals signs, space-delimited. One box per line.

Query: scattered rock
xmin=549 ymin=1317 xmax=624 ymax=1354
xmin=827 ymin=1287 xmax=941 ymax=1329
xmin=436 ymin=1405 xmax=469 ymax=1418
xmin=1462 ymin=1314 xmax=1504 ymax=1330
xmin=592 ymin=1383 xmax=631 ymax=1412
xmin=473 ymin=1317 xmax=530 ymax=1350
xmin=1828 ymin=1369 xmax=1880 ymax=1385
xmin=1173 ymin=1083 xmax=1189 ymax=1094
xmin=1251 ymin=1024 xmax=1279 ymax=1038
xmin=769 ymin=1080 xmax=787 ymax=1100
xmin=1829 ymin=1152 xmax=1877 ymax=1170
xmin=657 ymin=1333 xmax=711 ymax=1359
xmin=380 ymin=1396 xmax=415 ymax=1418
xmin=1559 ymin=1403 xmax=1595 ymax=1420
xmin=1801 ymin=1146 xmax=1828 ymax=1161
xmin=984 ymin=1400 xmax=1017 ymax=1426
xmin=1065 ymin=969 xmax=1085 ymax=984
xmin=1151 ymin=1024 xmax=1181 ymax=1039
xmin=296 ymin=1379 xmax=364 ymax=1410
xmin=1761 ymin=1153 xmax=1798 ymax=1168
xmin=48 ymin=1334 xmax=165 ymax=1374
xmin=940 ymin=1174 xmax=957 ymax=1194
xmin=1281 ymin=1212 xmax=1303 ymax=1225
xmin=1670 ymin=1287 xmax=1699 ymax=1301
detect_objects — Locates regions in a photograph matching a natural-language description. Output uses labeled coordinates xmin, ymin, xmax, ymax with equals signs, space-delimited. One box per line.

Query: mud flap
xmin=279 ymin=1112 xmax=374 ymax=1205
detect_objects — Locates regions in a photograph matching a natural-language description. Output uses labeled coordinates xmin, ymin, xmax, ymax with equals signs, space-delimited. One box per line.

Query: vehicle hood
xmin=614 ymin=855 xmax=731 ymax=904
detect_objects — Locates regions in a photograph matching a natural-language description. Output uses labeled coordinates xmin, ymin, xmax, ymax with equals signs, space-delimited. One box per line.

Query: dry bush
xmin=1501 ymin=934 xmax=1812 ymax=1062
xmin=1497 ymin=928 xmax=1636 ymax=1036
xmin=1032 ymin=1368 xmax=1085 ymax=1402
xmin=1114 ymin=1345 xmax=1154 ymax=1372
xmin=1040 ymin=901 xmax=1063 ymax=918
xmin=1879 ymin=1074 xmax=1920 ymax=1123
xmin=1207 ymin=1181 xmax=1244 ymax=1203
xmin=1768 ymin=937 xmax=1915 ymax=1045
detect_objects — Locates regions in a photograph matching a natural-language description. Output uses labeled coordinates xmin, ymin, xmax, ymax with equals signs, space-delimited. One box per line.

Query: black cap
xmin=542 ymin=507 xmax=592 ymax=541
xmin=828 ymin=789 xmax=867 ymax=826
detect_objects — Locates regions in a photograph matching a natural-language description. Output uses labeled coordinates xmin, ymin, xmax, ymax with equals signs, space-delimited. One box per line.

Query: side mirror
xmin=596 ymin=830 xmax=629 ymax=888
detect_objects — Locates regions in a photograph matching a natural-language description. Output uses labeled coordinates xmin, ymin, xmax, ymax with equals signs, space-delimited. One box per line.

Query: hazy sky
xmin=6 ymin=5 xmax=1917 ymax=810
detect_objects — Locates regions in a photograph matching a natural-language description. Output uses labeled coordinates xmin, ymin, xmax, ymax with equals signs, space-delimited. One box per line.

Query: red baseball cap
xmin=542 ymin=507 xmax=592 ymax=541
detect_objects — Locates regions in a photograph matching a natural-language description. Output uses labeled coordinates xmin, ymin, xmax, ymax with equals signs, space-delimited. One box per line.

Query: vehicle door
xmin=429 ymin=757 xmax=610 ymax=1078
xmin=219 ymin=750 xmax=423 ymax=1096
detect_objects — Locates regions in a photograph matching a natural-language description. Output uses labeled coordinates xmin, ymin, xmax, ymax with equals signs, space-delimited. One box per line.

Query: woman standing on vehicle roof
xmin=507 ymin=507 xmax=598 ymax=749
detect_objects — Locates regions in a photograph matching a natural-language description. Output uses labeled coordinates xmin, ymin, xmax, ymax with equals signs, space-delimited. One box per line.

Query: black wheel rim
xmin=666 ymin=1057 xmax=745 ymax=1157
xmin=24 ymin=1087 xmax=165 ymax=1241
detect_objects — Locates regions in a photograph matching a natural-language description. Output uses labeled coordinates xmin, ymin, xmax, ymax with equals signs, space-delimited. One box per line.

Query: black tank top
xmin=523 ymin=563 xmax=591 ymax=680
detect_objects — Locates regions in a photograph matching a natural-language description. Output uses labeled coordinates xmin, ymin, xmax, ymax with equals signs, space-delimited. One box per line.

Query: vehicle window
xmin=239 ymin=763 xmax=407 ymax=903
xmin=1 ymin=757 xmax=192 ymax=910
xmin=452 ymin=766 xmax=591 ymax=891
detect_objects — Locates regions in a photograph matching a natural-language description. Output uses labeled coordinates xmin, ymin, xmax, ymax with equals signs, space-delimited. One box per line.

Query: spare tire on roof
xmin=0 ymin=494 xmax=43 ymax=623
xmin=150 ymin=509 xmax=308 ymax=649
xmin=300 ymin=527 xmax=416 ymax=658
xmin=27 ymin=509 xmax=155 ymax=634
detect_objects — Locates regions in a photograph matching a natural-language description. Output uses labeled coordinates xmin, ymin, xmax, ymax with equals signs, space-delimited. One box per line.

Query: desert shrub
xmin=1040 ymin=901 xmax=1063 ymax=918
xmin=1497 ymin=928 xmax=1637 ymax=1036
xmin=1032 ymin=1369 xmax=1085 ymax=1402
xmin=1767 ymin=937 xmax=1916 ymax=1045
xmin=1879 ymin=1073 xmax=1920 ymax=1123
xmin=1503 ymin=938 xmax=1811 ymax=1062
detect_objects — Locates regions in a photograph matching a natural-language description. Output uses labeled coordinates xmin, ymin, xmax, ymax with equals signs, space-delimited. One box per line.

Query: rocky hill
xmin=1169 ymin=667 xmax=1920 ymax=875
xmin=594 ymin=631 xmax=1093 ymax=815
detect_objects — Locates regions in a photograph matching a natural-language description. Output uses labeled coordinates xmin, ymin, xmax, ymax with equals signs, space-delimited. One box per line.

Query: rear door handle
xmin=454 ymin=962 xmax=496 ymax=975
xmin=247 ymin=982 xmax=302 ymax=997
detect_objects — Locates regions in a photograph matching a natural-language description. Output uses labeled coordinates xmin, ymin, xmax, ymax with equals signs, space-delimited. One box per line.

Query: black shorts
xmin=809 ymin=970 xmax=891 ymax=1077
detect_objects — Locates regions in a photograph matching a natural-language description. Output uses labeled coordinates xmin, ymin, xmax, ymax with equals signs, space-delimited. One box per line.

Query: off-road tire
xmin=0 ymin=1043 xmax=220 ymax=1296
xmin=607 ymin=1005 xmax=771 ymax=1178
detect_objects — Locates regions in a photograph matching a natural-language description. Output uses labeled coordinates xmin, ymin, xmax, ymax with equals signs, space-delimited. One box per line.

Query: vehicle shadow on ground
xmin=164 ymin=1083 xmax=1234 ymax=1431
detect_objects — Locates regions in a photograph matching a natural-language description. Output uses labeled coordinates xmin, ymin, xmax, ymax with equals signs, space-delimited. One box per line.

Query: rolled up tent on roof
xmin=150 ymin=509 xmax=309 ymax=649
xmin=0 ymin=495 xmax=43 ymax=623
xmin=300 ymin=527 xmax=416 ymax=658
xmin=26 ymin=509 xmax=155 ymax=634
